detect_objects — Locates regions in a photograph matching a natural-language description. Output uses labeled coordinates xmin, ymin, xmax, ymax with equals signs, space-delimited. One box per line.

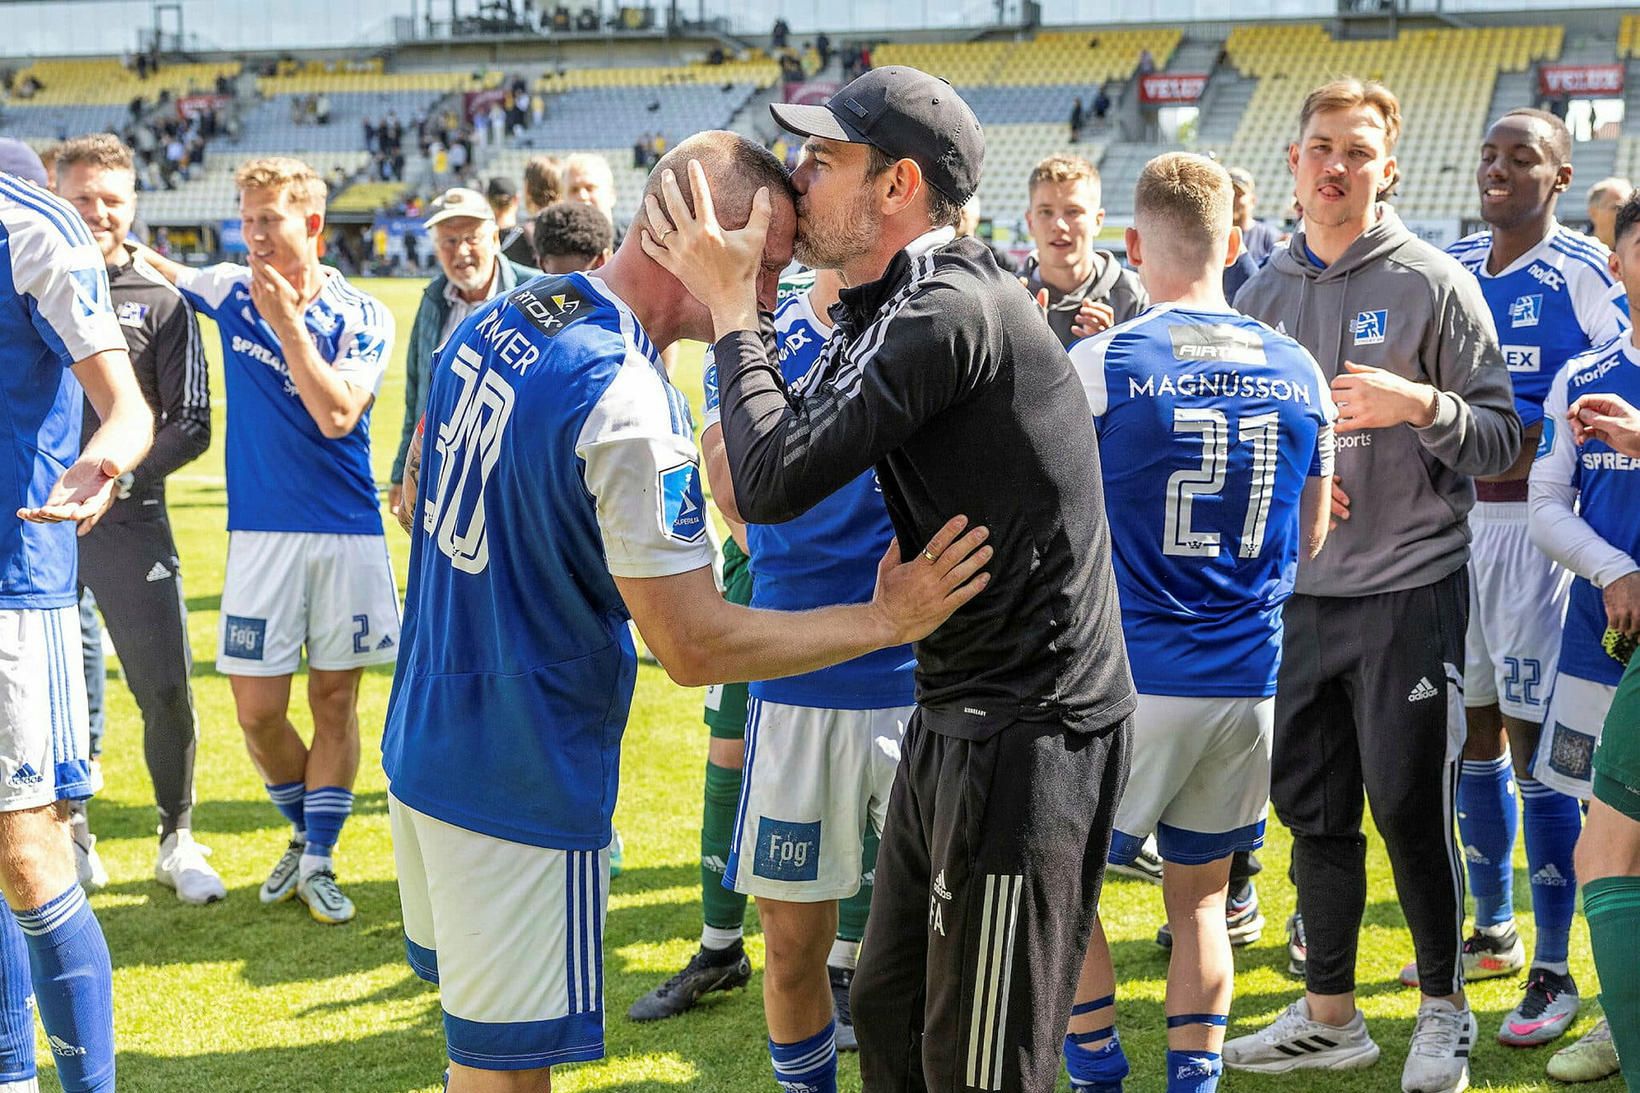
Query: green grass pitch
xmin=53 ymin=276 xmax=1614 ymax=1091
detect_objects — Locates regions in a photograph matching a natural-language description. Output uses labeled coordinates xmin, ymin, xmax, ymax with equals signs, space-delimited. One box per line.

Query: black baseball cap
xmin=770 ymin=66 xmax=984 ymax=205
xmin=486 ymin=175 xmax=517 ymax=200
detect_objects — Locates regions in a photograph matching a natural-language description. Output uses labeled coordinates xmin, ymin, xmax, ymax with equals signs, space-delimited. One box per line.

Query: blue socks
xmin=0 ymin=906 xmax=33 ymax=1086
xmin=1065 ymin=1033 xmax=1129 ymax=1092
xmin=265 ymin=781 xmax=305 ymax=834
xmin=301 ymin=786 xmax=353 ymax=877
xmin=1166 ymin=1050 xmax=1223 ymax=1093
xmin=14 ymin=885 xmax=113 ymax=1092
xmin=769 ymin=1021 xmax=836 ymax=1093
xmin=1458 ymin=753 xmax=1517 ymax=928
xmin=1520 ymin=777 xmax=1581 ymax=967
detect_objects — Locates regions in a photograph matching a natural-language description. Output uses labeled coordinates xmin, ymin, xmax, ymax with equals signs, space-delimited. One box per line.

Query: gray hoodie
xmin=1234 ymin=205 xmax=1521 ymax=597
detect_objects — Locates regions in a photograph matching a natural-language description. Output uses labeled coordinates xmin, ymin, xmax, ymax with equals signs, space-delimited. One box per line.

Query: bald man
xmin=1588 ymin=177 xmax=1634 ymax=250
xmin=382 ymin=130 xmax=992 ymax=1093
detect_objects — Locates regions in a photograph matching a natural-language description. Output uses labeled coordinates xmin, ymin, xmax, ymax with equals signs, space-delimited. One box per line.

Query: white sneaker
xmin=155 ymin=831 xmax=227 ymax=905
xmin=1402 ymin=999 xmax=1476 ymax=1093
xmin=1223 ymin=998 xmax=1381 ymax=1073
xmin=1546 ymin=1017 xmax=1620 ymax=1083
xmin=71 ymin=821 xmax=108 ymax=894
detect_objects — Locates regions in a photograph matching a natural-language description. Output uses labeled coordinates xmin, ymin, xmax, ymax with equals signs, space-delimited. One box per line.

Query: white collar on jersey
xmin=1472 ymin=217 xmax=1573 ymax=280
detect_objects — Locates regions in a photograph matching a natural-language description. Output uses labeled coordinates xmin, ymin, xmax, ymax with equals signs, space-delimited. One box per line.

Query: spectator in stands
xmin=531 ymin=199 xmax=613 ymax=274
xmin=1020 ymin=154 xmax=1147 ymax=348
xmin=392 ymin=188 xmax=538 ymax=520
xmin=816 ymin=32 xmax=832 ymax=70
xmin=314 ymin=94 xmax=331 ymax=126
xmin=448 ymin=135 xmax=470 ymax=179
xmin=1137 ymin=48 xmax=1156 ymax=75
xmin=1587 ymin=177 xmax=1635 ymax=249
xmin=523 ymin=153 xmax=563 ymax=216
xmin=487 ymin=176 xmax=534 ymax=267
xmin=1070 ymin=96 xmax=1085 ymax=143
xmin=530 ymin=91 xmax=545 ymax=128
xmin=562 ymin=151 xmax=618 ymax=227
xmin=363 ymin=117 xmax=377 ymax=155
xmin=1227 ymin=167 xmax=1281 ymax=264
xmin=772 ymin=17 xmax=789 ymax=49
xmin=1094 ymin=85 xmax=1111 ymax=122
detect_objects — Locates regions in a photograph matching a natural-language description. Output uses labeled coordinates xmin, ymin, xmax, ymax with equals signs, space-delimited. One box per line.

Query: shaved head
xmin=642 ymin=130 xmax=796 ymax=235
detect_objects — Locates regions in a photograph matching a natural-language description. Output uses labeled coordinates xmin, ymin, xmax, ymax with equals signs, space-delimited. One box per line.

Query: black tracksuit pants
xmin=1272 ymin=569 xmax=1469 ymax=998
xmin=852 ymin=711 xmax=1130 ymax=1092
xmin=78 ymin=516 xmax=199 ymax=835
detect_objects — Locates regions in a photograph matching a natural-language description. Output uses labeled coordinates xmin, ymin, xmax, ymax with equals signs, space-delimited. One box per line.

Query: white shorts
xmin=1464 ymin=502 xmax=1570 ymax=719
xmin=1533 ymin=674 xmax=1619 ymax=800
xmin=217 ymin=531 xmax=400 ymax=676
xmin=726 ymin=698 xmax=910 ymax=901
xmin=390 ymin=793 xmax=609 ymax=1071
xmin=1110 ymin=693 xmax=1273 ymax=866
xmin=0 ymin=605 xmax=92 ymax=812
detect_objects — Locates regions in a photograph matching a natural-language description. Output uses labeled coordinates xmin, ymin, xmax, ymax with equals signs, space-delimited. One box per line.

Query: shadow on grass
xmin=113 ymin=1027 xmax=449 ymax=1093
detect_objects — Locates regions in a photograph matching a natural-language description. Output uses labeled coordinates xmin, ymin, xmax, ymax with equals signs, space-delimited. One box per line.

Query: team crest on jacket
xmin=1352 ymin=309 xmax=1388 ymax=346
xmin=116 ymin=300 xmax=149 ymax=327
xmin=1509 ymin=294 xmax=1543 ymax=328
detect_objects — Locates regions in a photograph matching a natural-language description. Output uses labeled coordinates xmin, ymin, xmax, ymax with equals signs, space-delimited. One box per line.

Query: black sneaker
xmin=627 ymin=944 xmax=751 ymax=1021
xmin=830 ymin=965 xmax=857 ymax=1052
xmin=1286 ymin=912 xmax=1307 ymax=979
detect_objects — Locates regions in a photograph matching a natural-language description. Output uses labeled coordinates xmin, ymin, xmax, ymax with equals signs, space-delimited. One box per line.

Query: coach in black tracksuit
xmin=654 ymin=68 xmax=1136 ymax=1092
xmin=79 ymin=242 xmax=211 ymax=839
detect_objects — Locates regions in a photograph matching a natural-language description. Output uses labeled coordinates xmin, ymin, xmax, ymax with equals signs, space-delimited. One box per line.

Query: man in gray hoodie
xmin=1224 ymin=78 xmax=1521 ymax=1093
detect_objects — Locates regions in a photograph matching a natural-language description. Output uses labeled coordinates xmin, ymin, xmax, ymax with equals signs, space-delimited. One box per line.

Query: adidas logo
xmin=48 ymin=1034 xmax=86 ymax=1057
xmin=1408 ymin=677 xmax=1439 ymax=702
xmin=1532 ymin=863 xmax=1570 ymax=888
xmin=932 ymin=870 xmax=952 ymax=902
xmin=1463 ymin=845 xmax=1490 ymax=866
xmin=6 ymin=763 xmax=43 ymax=788
xmin=375 ymin=634 xmax=395 ymax=651
xmin=145 ymin=561 xmax=171 ymax=582
xmin=701 ymin=854 xmax=728 ymax=875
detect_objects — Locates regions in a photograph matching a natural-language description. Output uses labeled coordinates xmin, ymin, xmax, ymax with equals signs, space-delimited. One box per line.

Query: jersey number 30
xmin=1165 ymin=408 xmax=1279 ymax=559
xmin=424 ymin=343 xmax=516 ymax=574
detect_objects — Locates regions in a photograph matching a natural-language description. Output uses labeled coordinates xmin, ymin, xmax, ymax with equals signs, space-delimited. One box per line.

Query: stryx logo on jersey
xmin=1527 ymin=262 xmax=1566 ymax=292
xmin=1502 ymin=345 xmax=1542 ymax=373
xmin=657 ymin=463 xmax=707 ymax=543
xmin=1352 ymin=310 xmax=1388 ymax=346
xmin=511 ymin=283 xmax=584 ymax=340
xmin=1509 ymin=294 xmax=1543 ymax=328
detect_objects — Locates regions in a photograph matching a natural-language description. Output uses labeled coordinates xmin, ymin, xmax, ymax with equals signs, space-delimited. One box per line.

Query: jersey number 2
xmin=1164 ymin=409 xmax=1279 ymax=559
xmin=424 ymin=343 xmax=516 ymax=575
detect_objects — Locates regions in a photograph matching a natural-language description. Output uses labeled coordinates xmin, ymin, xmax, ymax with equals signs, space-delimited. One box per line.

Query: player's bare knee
xmin=757 ymin=899 xmax=835 ymax=977
xmin=0 ymin=805 xmax=75 ymax=906
xmin=447 ymin=1061 xmax=551 ymax=1092
xmin=1574 ymin=802 xmax=1640 ymax=882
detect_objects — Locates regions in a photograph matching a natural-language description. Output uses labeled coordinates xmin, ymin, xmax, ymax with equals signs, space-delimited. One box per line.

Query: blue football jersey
xmin=0 ymin=175 xmax=125 ymax=607
xmin=1070 ymin=305 xmax=1335 ymax=697
xmin=1448 ymin=223 xmax=1629 ymax=427
xmin=382 ymin=273 xmax=713 ymax=849
xmin=175 ymin=263 xmax=392 ymax=535
xmin=1534 ymin=336 xmax=1640 ymax=686
xmin=702 ymin=291 xmax=914 ymax=709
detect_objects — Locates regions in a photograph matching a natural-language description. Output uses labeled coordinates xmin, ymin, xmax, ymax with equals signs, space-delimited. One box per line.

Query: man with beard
xmin=1418 ymin=108 xmax=1629 ymax=1048
xmin=1225 ymin=79 xmax=1520 ymax=1093
xmin=390 ymin=187 xmax=538 ymax=521
xmin=642 ymin=67 xmax=1136 ymax=1092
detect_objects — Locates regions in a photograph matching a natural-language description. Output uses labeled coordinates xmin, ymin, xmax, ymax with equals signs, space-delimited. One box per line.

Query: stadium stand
xmin=1219 ymin=23 xmax=1564 ymax=220
xmin=1621 ymin=13 xmax=1638 ymax=58
xmin=537 ymin=54 xmax=784 ymax=92
xmin=7 ymin=58 xmax=239 ymax=105
xmin=510 ymin=83 xmax=763 ymax=151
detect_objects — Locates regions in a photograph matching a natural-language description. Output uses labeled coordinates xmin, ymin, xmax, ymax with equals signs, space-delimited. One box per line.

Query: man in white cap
xmin=389 ymin=187 xmax=538 ymax=519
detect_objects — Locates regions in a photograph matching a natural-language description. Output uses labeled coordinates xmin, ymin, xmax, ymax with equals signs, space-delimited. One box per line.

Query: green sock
xmin=1582 ymin=875 xmax=1640 ymax=1082
xmin=701 ymin=761 xmax=748 ymax=937
xmin=837 ymin=828 xmax=880 ymax=945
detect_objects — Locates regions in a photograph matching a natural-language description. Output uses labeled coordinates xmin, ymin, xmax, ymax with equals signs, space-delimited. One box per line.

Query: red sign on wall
xmin=175 ymin=93 xmax=230 ymax=120
xmin=1539 ymin=64 xmax=1625 ymax=97
xmin=1138 ymin=74 xmax=1209 ymax=105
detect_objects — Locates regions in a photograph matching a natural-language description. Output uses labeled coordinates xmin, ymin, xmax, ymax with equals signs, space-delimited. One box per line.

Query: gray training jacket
xmin=1234 ymin=205 xmax=1522 ymax=598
